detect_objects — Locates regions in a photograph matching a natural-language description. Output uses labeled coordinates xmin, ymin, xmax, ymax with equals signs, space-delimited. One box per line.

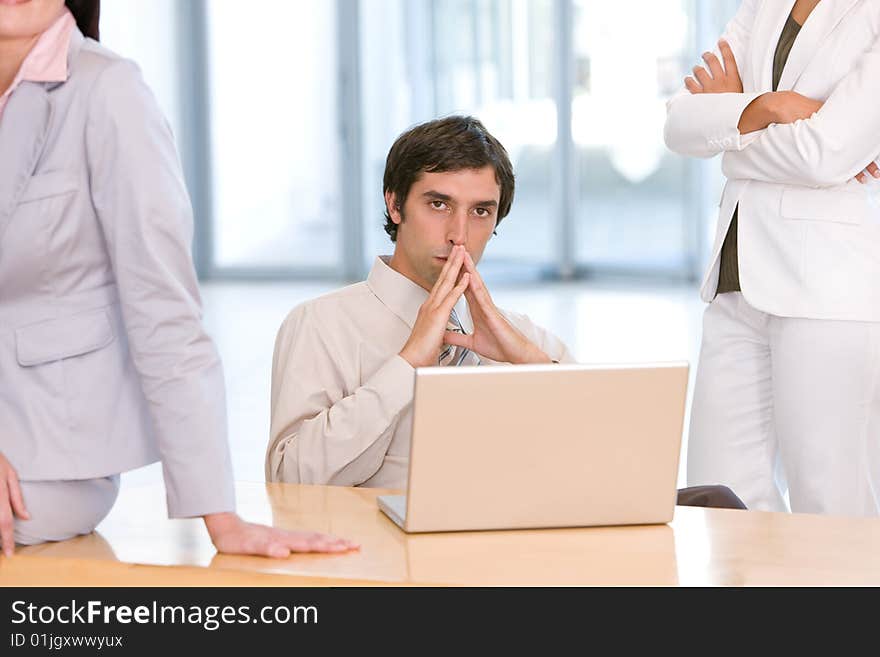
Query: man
xmin=267 ymin=116 xmax=744 ymax=510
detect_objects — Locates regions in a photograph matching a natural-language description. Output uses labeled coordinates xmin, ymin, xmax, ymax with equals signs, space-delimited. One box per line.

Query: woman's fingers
xmin=719 ymin=40 xmax=740 ymax=78
xmin=279 ymin=530 xmax=355 ymax=554
xmin=702 ymin=51 xmax=724 ymax=79
xmin=693 ymin=65 xmax=711 ymax=88
xmin=684 ymin=76 xmax=702 ymax=94
xmin=0 ymin=483 xmax=14 ymax=557
xmin=7 ymin=469 xmax=29 ymax=521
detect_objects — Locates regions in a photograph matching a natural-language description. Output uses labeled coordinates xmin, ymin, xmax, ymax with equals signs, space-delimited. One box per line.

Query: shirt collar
xmin=1 ymin=9 xmax=75 ymax=105
xmin=366 ymin=255 xmax=473 ymax=331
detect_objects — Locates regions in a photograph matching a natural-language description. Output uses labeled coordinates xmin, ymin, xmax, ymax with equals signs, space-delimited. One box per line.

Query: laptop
xmin=378 ymin=362 xmax=688 ymax=533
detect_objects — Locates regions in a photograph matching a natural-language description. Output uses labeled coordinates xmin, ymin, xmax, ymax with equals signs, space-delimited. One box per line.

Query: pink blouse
xmin=0 ymin=9 xmax=75 ymax=121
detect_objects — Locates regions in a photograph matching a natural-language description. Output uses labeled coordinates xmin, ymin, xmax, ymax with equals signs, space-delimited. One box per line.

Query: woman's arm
xmin=737 ymin=90 xmax=823 ymax=134
xmin=721 ymin=31 xmax=880 ymax=187
xmin=0 ymin=452 xmax=29 ymax=557
xmin=86 ymin=58 xmax=236 ymax=520
xmin=85 ymin=59 xmax=356 ymax=556
xmin=664 ymin=0 xmax=763 ymax=158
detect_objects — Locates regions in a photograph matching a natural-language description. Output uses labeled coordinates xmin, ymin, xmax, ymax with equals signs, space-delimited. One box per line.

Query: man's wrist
xmin=516 ymin=344 xmax=553 ymax=365
xmin=399 ymin=347 xmax=430 ymax=369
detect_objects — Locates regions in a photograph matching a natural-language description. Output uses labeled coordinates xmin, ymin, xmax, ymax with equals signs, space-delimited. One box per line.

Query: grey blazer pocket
xmin=18 ymin=170 xmax=79 ymax=204
xmin=16 ymin=309 xmax=115 ymax=367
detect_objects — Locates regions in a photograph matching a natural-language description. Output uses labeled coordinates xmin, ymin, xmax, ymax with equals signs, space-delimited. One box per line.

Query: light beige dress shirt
xmin=267 ymin=256 xmax=576 ymax=489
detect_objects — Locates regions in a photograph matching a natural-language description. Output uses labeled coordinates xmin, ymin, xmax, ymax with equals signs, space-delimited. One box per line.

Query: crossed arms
xmin=664 ymin=0 xmax=880 ymax=188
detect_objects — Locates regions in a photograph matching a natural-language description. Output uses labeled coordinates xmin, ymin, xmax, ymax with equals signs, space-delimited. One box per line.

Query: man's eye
xmin=474 ymin=208 xmax=490 ymax=217
xmin=431 ymin=201 xmax=447 ymax=210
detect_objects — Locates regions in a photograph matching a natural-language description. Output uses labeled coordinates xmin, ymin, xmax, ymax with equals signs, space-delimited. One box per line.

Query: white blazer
xmin=665 ymin=0 xmax=880 ymax=321
xmin=0 ymin=29 xmax=234 ymax=517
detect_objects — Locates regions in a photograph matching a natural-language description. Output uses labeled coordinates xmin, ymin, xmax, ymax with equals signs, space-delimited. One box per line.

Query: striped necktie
xmin=438 ymin=308 xmax=481 ymax=366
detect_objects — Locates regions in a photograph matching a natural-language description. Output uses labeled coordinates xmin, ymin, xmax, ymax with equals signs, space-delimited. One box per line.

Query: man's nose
xmin=446 ymin=210 xmax=468 ymax=246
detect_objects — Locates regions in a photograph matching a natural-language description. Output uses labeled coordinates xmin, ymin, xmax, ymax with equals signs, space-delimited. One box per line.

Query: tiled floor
xmin=123 ymin=279 xmax=707 ymax=490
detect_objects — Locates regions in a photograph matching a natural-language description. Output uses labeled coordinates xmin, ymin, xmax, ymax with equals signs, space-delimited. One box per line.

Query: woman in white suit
xmin=665 ymin=0 xmax=880 ymax=515
xmin=0 ymin=0 xmax=357 ymax=556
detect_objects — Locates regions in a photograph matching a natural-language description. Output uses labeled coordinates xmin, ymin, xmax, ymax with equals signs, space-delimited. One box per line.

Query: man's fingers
xmin=702 ymin=51 xmax=723 ymax=79
xmin=440 ymin=272 xmax=469 ymax=314
xmin=461 ymin=250 xmax=485 ymax=289
xmin=426 ymin=246 xmax=462 ymax=304
xmin=856 ymin=171 xmax=868 ymax=184
xmin=867 ymin=162 xmax=880 ymax=178
xmin=719 ymin=40 xmax=739 ymax=77
xmin=693 ymin=65 xmax=711 ymax=88
xmin=7 ymin=471 xmax=29 ymax=521
xmin=684 ymin=76 xmax=702 ymax=94
xmin=462 ymin=251 xmax=493 ymax=307
xmin=428 ymin=248 xmax=464 ymax=310
xmin=443 ymin=330 xmax=472 ymax=350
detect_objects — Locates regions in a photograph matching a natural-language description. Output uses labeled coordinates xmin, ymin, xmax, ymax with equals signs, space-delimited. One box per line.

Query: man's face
xmin=386 ymin=166 xmax=500 ymax=290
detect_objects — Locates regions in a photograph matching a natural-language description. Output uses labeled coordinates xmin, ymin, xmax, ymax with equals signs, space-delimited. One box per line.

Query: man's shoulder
xmin=281 ymin=281 xmax=378 ymax=329
xmin=497 ymin=306 xmax=541 ymax=332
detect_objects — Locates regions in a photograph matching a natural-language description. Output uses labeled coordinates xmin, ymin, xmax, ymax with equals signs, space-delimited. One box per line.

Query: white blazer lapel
xmin=777 ymin=0 xmax=862 ymax=91
xmin=0 ymin=83 xmax=53 ymax=241
xmin=750 ymin=0 xmax=796 ymax=91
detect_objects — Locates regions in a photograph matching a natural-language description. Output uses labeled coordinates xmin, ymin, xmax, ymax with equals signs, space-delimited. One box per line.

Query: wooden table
xmin=3 ymin=481 xmax=880 ymax=586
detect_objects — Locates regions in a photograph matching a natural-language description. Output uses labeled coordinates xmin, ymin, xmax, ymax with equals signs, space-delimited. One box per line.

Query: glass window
xmin=206 ymin=0 xmax=342 ymax=270
xmin=360 ymin=0 xmax=558 ymax=276
xmin=102 ymin=0 xmax=743 ymax=281
xmin=100 ymin=0 xmax=182 ymax=141
xmin=572 ymin=0 xmax=692 ymax=273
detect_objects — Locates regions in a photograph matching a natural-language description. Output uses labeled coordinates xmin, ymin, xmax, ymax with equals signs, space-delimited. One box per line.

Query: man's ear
xmin=385 ymin=191 xmax=403 ymax=225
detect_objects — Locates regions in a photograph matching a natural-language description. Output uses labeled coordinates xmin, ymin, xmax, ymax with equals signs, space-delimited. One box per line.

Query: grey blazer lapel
xmin=0 ymin=83 xmax=53 ymax=241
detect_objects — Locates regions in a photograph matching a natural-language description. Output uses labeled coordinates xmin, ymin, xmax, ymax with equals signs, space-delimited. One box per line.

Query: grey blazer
xmin=0 ymin=29 xmax=234 ymax=518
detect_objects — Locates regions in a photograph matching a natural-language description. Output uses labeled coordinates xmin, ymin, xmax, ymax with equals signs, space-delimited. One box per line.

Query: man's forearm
xmin=269 ymin=355 xmax=414 ymax=486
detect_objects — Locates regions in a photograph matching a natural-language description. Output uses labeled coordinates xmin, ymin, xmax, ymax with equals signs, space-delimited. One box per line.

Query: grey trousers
xmin=14 ymin=475 xmax=120 ymax=546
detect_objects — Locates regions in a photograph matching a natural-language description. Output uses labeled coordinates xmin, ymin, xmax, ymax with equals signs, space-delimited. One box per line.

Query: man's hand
xmin=442 ymin=251 xmax=551 ymax=365
xmin=204 ymin=512 xmax=358 ymax=558
xmin=685 ymin=40 xmax=743 ymax=94
xmin=0 ymin=452 xmax=29 ymax=557
xmin=399 ymin=245 xmax=471 ymax=368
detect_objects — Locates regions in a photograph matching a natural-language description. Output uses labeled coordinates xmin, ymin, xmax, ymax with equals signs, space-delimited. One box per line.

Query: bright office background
xmin=100 ymin=0 xmax=741 ymax=485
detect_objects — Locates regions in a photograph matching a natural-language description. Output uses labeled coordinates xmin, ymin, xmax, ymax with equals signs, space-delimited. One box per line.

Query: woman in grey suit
xmin=0 ymin=0 xmax=356 ymax=557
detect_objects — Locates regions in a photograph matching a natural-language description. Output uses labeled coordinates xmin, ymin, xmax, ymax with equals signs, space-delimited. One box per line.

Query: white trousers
xmin=688 ymin=292 xmax=880 ymax=516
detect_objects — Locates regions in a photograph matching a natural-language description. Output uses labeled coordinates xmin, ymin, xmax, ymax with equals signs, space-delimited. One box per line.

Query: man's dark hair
xmin=65 ymin=0 xmax=100 ymax=40
xmin=382 ymin=115 xmax=515 ymax=242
